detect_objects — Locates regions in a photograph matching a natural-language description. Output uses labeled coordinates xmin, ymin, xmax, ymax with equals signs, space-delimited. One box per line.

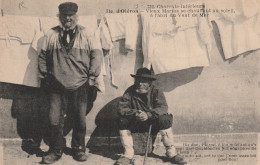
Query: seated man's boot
xmin=114 ymin=156 xmax=135 ymax=165
xmin=160 ymin=128 xmax=187 ymax=165
xmin=114 ymin=130 xmax=135 ymax=165
xmin=41 ymin=149 xmax=63 ymax=164
xmin=73 ymin=150 xmax=88 ymax=162
xmin=170 ymin=154 xmax=187 ymax=165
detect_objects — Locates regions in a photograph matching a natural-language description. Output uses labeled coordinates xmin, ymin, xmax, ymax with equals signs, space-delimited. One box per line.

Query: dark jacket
xmin=118 ymin=85 xmax=168 ymax=120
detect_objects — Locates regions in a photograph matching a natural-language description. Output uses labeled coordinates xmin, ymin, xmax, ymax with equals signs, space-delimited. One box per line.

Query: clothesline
xmin=0 ymin=0 xmax=259 ymax=89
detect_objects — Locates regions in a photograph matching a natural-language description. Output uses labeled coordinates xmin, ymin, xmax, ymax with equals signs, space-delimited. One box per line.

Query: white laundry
xmin=0 ymin=15 xmax=40 ymax=87
xmin=104 ymin=13 xmax=141 ymax=88
xmin=205 ymin=0 xmax=260 ymax=59
xmin=78 ymin=15 xmax=98 ymax=36
xmin=0 ymin=15 xmax=39 ymax=44
xmin=99 ymin=17 xmax=113 ymax=50
xmin=0 ymin=40 xmax=40 ymax=87
xmin=214 ymin=16 xmax=260 ymax=59
xmin=105 ymin=13 xmax=126 ymax=41
xmin=254 ymin=13 xmax=260 ymax=35
xmin=92 ymin=21 xmax=107 ymax=92
xmin=39 ymin=16 xmax=60 ymax=35
xmin=31 ymin=25 xmax=45 ymax=53
xmin=105 ymin=13 xmax=140 ymax=51
xmin=125 ymin=14 xmax=140 ymax=50
xmin=141 ymin=12 xmax=211 ymax=74
xmin=205 ymin=0 xmax=260 ymax=22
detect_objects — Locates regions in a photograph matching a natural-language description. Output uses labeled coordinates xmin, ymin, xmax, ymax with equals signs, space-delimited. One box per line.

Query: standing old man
xmin=38 ymin=2 xmax=102 ymax=164
xmin=115 ymin=68 xmax=187 ymax=165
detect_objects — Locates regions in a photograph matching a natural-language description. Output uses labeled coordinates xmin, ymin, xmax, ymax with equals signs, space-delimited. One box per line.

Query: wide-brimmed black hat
xmin=59 ymin=2 xmax=78 ymax=15
xmin=131 ymin=68 xmax=156 ymax=80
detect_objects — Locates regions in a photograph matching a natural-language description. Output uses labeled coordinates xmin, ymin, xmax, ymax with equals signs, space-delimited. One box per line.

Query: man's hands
xmin=136 ymin=110 xmax=148 ymax=121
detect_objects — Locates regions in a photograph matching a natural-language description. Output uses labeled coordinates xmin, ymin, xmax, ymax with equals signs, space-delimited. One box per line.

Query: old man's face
xmin=59 ymin=13 xmax=78 ymax=30
xmin=134 ymin=78 xmax=152 ymax=94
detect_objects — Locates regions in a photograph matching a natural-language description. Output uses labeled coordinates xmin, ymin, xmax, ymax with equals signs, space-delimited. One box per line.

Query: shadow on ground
xmin=86 ymin=97 xmax=123 ymax=160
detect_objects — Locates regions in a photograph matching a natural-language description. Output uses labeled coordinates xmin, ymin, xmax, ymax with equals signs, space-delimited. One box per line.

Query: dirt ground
xmin=1 ymin=133 xmax=258 ymax=165
xmin=0 ymin=139 xmax=179 ymax=165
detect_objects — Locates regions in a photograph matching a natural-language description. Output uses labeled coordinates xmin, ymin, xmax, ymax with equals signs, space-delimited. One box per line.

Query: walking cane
xmin=143 ymin=124 xmax=152 ymax=165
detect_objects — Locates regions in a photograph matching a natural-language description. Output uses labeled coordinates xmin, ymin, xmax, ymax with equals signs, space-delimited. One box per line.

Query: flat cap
xmin=59 ymin=2 xmax=78 ymax=15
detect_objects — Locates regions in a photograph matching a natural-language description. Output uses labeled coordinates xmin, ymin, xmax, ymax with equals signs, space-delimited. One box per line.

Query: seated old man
xmin=115 ymin=68 xmax=187 ymax=165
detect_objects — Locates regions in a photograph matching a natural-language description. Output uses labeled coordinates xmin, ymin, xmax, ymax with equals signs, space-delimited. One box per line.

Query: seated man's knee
xmin=157 ymin=114 xmax=173 ymax=130
xmin=118 ymin=117 xmax=130 ymax=130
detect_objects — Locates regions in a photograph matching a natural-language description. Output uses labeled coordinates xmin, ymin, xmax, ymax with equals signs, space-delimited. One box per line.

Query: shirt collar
xmin=60 ymin=25 xmax=77 ymax=36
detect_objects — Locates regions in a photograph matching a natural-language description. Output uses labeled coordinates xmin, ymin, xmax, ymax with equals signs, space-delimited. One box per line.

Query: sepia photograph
xmin=0 ymin=0 xmax=259 ymax=164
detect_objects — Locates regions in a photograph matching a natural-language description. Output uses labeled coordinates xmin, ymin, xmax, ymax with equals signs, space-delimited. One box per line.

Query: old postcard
xmin=0 ymin=0 xmax=259 ymax=165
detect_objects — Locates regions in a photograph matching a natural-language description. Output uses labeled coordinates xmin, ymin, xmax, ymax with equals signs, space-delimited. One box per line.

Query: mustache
xmin=135 ymin=88 xmax=148 ymax=94
xmin=60 ymin=17 xmax=77 ymax=23
xmin=136 ymin=84 xmax=148 ymax=88
xmin=62 ymin=18 xmax=72 ymax=22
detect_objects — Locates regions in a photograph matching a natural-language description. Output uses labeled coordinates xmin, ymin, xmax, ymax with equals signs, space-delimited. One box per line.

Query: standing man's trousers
xmin=46 ymin=79 xmax=89 ymax=152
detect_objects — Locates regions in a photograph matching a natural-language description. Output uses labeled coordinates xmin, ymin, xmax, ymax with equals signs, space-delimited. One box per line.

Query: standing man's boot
xmin=114 ymin=130 xmax=135 ymax=165
xmin=42 ymin=149 xmax=63 ymax=164
xmin=21 ymin=139 xmax=43 ymax=156
xmin=42 ymin=125 xmax=63 ymax=164
xmin=160 ymin=128 xmax=187 ymax=165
